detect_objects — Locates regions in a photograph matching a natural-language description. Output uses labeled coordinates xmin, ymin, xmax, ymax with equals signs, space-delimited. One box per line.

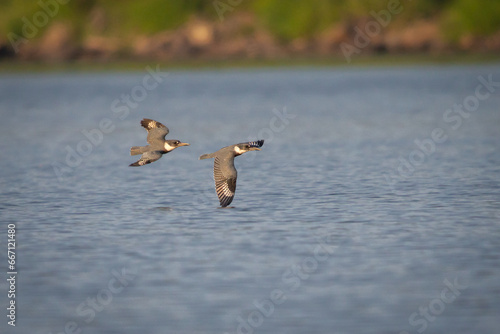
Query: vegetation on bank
xmin=1 ymin=0 xmax=500 ymax=62
xmin=2 ymin=0 xmax=500 ymax=41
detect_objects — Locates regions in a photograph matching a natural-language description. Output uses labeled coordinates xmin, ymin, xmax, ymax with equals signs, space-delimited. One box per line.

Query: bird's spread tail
xmin=199 ymin=152 xmax=216 ymax=160
xmin=130 ymin=146 xmax=148 ymax=156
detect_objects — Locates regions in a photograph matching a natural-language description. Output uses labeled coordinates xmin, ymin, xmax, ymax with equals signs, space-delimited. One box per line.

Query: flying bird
xmin=199 ymin=140 xmax=264 ymax=207
xmin=129 ymin=118 xmax=189 ymax=167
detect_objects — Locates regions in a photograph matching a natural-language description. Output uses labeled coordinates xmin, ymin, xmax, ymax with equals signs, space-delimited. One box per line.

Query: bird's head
xmin=233 ymin=140 xmax=264 ymax=156
xmin=164 ymin=140 xmax=190 ymax=151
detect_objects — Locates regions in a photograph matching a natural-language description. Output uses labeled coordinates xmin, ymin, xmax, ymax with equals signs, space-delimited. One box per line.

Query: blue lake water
xmin=0 ymin=65 xmax=499 ymax=334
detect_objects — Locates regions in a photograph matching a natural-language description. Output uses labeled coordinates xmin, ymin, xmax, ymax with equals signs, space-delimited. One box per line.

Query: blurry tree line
xmin=2 ymin=0 xmax=499 ymax=41
xmin=1 ymin=0 xmax=499 ymax=61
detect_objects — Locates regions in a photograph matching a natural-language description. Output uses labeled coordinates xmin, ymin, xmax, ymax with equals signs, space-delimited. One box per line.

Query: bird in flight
xmin=199 ymin=140 xmax=264 ymax=207
xmin=129 ymin=118 xmax=189 ymax=167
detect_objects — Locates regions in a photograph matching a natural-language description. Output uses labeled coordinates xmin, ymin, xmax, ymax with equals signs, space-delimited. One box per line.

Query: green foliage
xmin=341 ymin=0 xmax=387 ymax=17
xmin=252 ymin=0 xmax=342 ymax=41
xmin=0 ymin=0 xmax=94 ymax=39
xmin=250 ymin=0 xmax=458 ymax=40
xmin=393 ymin=0 xmax=452 ymax=23
xmin=0 ymin=0 xmax=214 ymax=39
xmin=1 ymin=1 xmax=44 ymax=37
xmin=443 ymin=0 xmax=500 ymax=40
xmin=103 ymin=0 xmax=206 ymax=34
xmin=0 ymin=0 xmax=499 ymax=43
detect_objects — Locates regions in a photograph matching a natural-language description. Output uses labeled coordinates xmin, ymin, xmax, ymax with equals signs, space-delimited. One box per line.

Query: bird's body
xmin=130 ymin=118 xmax=189 ymax=166
xmin=200 ymin=140 xmax=264 ymax=207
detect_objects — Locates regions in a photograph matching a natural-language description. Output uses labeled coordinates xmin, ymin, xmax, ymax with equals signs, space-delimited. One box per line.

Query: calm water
xmin=1 ymin=65 xmax=499 ymax=334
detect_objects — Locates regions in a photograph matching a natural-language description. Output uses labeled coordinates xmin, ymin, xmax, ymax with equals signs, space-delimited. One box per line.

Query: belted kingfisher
xmin=199 ymin=140 xmax=264 ymax=207
xmin=129 ymin=118 xmax=189 ymax=167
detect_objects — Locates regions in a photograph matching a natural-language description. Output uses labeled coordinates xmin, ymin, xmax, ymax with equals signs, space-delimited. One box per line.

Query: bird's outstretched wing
xmin=141 ymin=118 xmax=169 ymax=145
xmin=129 ymin=151 xmax=163 ymax=167
xmin=214 ymin=157 xmax=237 ymax=207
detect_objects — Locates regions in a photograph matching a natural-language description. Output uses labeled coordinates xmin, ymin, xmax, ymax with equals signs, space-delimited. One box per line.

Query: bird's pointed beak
xmin=249 ymin=147 xmax=261 ymax=151
xmin=178 ymin=142 xmax=190 ymax=147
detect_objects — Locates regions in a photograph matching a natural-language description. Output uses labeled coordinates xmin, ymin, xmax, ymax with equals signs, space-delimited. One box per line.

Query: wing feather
xmin=129 ymin=151 xmax=163 ymax=167
xmin=140 ymin=118 xmax=169 ymax=145
xmin=213 ymin=157 xmax=236 ymax=207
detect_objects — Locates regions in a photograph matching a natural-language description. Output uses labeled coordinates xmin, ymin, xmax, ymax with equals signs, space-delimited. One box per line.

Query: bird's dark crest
xmin=248 ymin=140 xmax=264 ymax=148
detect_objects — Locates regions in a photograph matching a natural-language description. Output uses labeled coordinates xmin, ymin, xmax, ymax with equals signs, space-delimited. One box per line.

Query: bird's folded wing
xmin=214 ymin=157 xmax=236 ymax=207
xmin=141 ymin=118 xmax=169 ymax=144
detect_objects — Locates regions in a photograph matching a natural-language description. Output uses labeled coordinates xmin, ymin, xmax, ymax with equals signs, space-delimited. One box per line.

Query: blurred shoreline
xmin=1 ymin=53 xmax=500 ymax=73
xmin=2 ymin=2 xmax=500 ymax=67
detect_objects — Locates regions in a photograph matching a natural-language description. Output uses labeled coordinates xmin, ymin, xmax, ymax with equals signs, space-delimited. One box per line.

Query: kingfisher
xmin=129 ymin=118 xmax=189 ymax=166
xmin=199 ymin=140 xmax=264 ymax=207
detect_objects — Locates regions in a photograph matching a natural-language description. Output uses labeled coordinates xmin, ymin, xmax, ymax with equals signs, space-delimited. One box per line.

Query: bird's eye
xmin=175 ymin=141 xmax=180 ymax=144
